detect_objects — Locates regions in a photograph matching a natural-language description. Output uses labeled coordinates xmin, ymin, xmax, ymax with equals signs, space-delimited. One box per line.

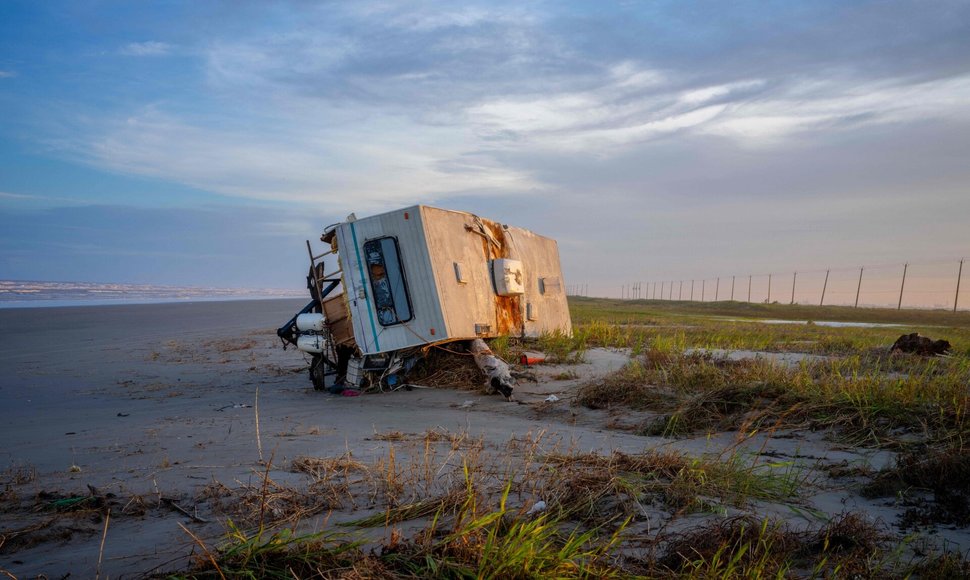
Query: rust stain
xmin=480 ymin=218 xmax=523 ymax=336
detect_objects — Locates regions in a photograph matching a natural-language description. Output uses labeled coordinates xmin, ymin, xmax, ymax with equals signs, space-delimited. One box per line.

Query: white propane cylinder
xmin=297 ymin=334 xmax=326 ymax=353
xmin=296 ymin=313 xmax=326 ymax=332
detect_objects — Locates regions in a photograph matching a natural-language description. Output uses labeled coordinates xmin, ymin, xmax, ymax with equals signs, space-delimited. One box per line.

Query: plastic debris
xmin=526 ymin=500 xmax=546 ymax=515
xmin=460 ymin=400 xmax=476 ymax=408
xmin=544 ymin=395 xmax=560 ymax=403
xmin=520 ymin=351 xmax=547 ymax=365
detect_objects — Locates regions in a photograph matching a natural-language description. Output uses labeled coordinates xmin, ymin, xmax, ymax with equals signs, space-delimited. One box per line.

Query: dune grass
xmin=170 ymin=299 xmax=970 ymax=578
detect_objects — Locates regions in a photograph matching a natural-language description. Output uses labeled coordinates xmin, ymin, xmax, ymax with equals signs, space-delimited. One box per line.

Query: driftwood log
xmin=469 ymin=338 xmax=515 ymax=400
xmin=890 ymin=333 xmax=952 ymax=356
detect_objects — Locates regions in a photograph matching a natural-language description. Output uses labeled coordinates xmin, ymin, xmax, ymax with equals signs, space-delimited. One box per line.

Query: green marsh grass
xmin=566 ymin=297 xmax=970 ymax=357
xmin=577 ymin=349 xmax=970 ymax=446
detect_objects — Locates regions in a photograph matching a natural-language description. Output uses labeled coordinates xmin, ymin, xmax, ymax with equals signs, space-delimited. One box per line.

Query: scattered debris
xmin=216 ymin=403 xmax=253 ymax=411
xmin=470 ymin=338 xmax=515 ymax=400
xmin=520 ymin=351 xmax=547 ymax=365
xmin=526 ymin=500 xmax=546 ymax=515
xmin=161 ymin=497 xmax=209 ymax=523
xmin=890 ymin=332 xmax=952 ymax=356
xmin=544 ymin=395 xmax=560 ymax=403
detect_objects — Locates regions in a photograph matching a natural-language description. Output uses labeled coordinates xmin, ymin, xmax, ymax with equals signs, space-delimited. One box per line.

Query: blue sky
xmin=1 ymin=1 xmax=969 ymax=296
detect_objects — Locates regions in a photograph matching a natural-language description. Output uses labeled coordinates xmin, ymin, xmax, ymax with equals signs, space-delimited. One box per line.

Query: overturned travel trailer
xmin=277 ymin=205 xmax=572 ymax=398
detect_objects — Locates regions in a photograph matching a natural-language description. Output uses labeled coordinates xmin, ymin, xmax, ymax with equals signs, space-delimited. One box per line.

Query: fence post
xmin=956 ymin=259 xmax=964 ymax=313
xmin=855 ymin=267 xmax=863 ymax=308
xmin=731 ymin=276 xmax=735 ymax=301
xmin=767 ymin=274 xmax=772 ymax=303
xmin=791 ymin=272 xmax=797 ymax=305
xmin=898 ymin=263 xmax=908 ymax=310
xmin=748 ymin=275 xmax=752 ymax=302
xmin=820 ymin=269 xmax=830 ymax=306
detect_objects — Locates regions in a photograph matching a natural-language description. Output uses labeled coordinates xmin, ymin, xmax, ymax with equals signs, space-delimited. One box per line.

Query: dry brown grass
xmin=863 ymin=445 xmax=970 ymax=528
xmin=644 ymin=512 xmax=890 ymax=578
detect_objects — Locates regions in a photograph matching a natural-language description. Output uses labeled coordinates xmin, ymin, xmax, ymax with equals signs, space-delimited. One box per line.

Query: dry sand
xmin=0 ymin=299 xmax=965 ymax=577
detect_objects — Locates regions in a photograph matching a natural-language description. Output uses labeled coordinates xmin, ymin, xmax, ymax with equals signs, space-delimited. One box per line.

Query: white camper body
xmin=331 ymin=205 xmax=571 ymax=355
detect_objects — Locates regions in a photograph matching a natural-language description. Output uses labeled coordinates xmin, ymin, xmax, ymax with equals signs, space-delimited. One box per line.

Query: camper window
xmin=363 ymin=237 xmax=413 ymax=326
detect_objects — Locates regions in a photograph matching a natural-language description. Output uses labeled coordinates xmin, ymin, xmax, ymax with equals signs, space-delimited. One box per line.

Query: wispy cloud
xmin=120 ymin=41 xmax=172 ymax=56
xmin=20 ymin=1 xmax=970 ymax=215
xmin=0 ymin=70 xmax=16 ymax=78
xmin=72 ymin=109 xmax=541 ymax=209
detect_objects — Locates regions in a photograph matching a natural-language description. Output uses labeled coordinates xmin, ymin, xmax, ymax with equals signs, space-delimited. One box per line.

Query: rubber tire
xmin=309 ymin=354 xmax=329 ymax=391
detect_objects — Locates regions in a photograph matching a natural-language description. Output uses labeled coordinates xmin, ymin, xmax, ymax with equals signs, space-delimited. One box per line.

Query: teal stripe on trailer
xmin=350 ymin=222 xmax=380 ymax=352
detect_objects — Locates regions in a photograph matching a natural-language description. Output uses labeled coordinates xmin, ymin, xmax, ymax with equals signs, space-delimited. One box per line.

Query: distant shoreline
xmin=0 ymin=294 xmax=310 ymax=309
xmin=0 ymin=279 xmax=307 ymax=309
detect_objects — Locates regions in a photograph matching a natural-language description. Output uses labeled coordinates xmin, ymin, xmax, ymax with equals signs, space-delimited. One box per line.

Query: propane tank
xmin=296 ymin=313 xmax=326 ymax=332
xmin=297 ymin=334 xmax=326 ymax=353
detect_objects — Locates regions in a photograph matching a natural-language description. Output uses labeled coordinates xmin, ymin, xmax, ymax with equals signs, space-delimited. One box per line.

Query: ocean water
xmin=0 ymin=280 xmax=306 ymax=308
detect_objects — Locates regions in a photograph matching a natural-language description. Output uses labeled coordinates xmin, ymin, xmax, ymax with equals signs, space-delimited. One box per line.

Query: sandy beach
xmin=2 ymin=299 xmax=968 ymax=578
xmin=0 ymin=299 xmax=637 ymax=576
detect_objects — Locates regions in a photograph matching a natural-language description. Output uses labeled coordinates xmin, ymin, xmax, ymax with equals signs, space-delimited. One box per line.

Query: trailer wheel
xmin=309 ymin=354 xmax=330 ymax=391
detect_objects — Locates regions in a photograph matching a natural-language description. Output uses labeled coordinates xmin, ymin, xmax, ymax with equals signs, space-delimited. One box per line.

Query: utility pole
xmin=715 ymin=277 xmax=720 ymax=302
xmin=679 ymin=280 xmax=683 ymax=300
xmin=898 ymin=263 xmax=908 ymax=310
xmin=669 ymin=281 xmax=674 ymax=300
xmin=956 ymin=259 xmax=965 ymax=313
xmin=702 ymin=279 xmax=706 ymax=302
xmin=820 ymin=269 xmax=830 ymax=306
xmin=748 ymin=275 xmax=752 ymax=302
xmin=855 ymin=267 xmax=863 ymax=308
xmin=791 ymin=272 xmax=797 ymax=305
xmin=767 ymin=274 xmax=772 ymax=303
xmin=731 ymin=276 xmax=735 ymax=301
xmin=690 ymin=280 xmax=694 ymax=301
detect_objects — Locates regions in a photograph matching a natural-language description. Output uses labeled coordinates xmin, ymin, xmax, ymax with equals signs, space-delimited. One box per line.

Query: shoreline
xmin=0 ymin=293 xmax=308 ymax=310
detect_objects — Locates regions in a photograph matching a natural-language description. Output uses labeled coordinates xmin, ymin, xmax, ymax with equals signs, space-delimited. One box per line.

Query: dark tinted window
xmin=364 ymin=237 xmax=413 ymax=326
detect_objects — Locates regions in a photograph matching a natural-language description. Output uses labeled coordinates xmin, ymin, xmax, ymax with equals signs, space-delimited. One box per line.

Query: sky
xmin=1 ymin=1 xmax=969 ymax=301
